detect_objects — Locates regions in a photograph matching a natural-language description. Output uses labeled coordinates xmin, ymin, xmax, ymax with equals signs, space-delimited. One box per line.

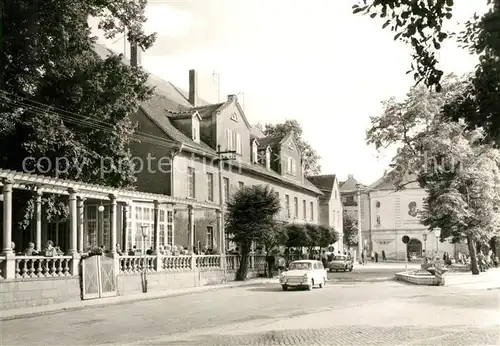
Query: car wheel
xmin=319 ymin=278 xmax=326 ymax=288
xmin=349 ymin=266 xmax=353 ymax=272
xmin=307 ymin=279 xmax=314 ymax=290
xmin=282 ymin=285 xmax=288 ymax=291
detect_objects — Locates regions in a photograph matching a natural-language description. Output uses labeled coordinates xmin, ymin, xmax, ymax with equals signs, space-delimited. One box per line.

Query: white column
xmin=68 ymin=189 xmax=78 ymax=254
xmin=77 ymin=197 xmax=85 ymax=253
xmin=68 ymin=188 xmax=80 ymax=276
xmin=2 ymin=178 xmax=14 ymax=255
xmin=109 ymin=194 xmax=117 ymax=253
xmin=35 ymin=189 xmax=43 ymax=252
xmin=2 ymin=179 xmax=15 ymax=279
xmin=122 ymin=203 xmax=129 ymax=251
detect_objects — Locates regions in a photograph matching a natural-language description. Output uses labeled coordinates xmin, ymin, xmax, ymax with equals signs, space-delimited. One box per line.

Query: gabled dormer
xmin=214 ymin=95 xmax=253 ymax=160
xmin=279 ymin=131 xmax=303 ymax=181
xmin=169 ymin=111 xmax=202 ymax=143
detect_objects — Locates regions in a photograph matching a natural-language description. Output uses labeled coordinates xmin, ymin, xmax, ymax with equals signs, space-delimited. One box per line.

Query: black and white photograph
xmin=0 ymin=0 xmax=499 ymax=345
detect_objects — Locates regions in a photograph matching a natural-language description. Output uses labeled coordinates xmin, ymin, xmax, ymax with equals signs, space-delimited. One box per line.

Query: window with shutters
xmin=206 ymin=173 xmax=214 ymax=202
xmin=236 ymin=133 xmax=242 ymax=154
xmin=285 ymin=195 xmax=290 ymax=218
xmin=286 ymin=157 xmax=296 ymax=175
xmin=187 ymin=167 xmax=195 ymax=198
xmin=226 ymin=129 xmax=234 ymax=150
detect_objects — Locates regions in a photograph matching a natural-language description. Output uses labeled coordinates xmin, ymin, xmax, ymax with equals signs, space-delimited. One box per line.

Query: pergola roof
xmin=0 ymin=169 xmax=220 ymax=210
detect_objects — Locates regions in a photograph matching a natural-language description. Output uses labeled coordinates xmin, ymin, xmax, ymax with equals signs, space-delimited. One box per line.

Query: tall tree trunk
xmin=466 ymin=233 xmax=480 ymax=275
xmin=236 ymin=243 xmax=251 ymax=281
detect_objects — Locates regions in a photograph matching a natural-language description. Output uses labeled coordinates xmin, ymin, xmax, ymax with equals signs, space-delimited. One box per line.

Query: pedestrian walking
xmin=382 ymin=250 xmax=386 ymax=261
xmin=277 ymin=255 xmax=286 ymax=275
xmin=361 ymin=249 xmax=366 ymax=265
xmin=374 ymin=252 xmax=379 ymax=263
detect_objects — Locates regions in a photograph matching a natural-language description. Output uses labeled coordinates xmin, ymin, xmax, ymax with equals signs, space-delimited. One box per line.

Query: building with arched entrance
xmin=355 ymin=174 xmax=467 ymax=260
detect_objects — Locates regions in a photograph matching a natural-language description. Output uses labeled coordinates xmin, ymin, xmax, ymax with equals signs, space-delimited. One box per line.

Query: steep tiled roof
xmin=251 ymin=126 xmax=266 ymax=138
xmin=308 ymin=174 xmax=336 ymax=200
xmin=339 ymin=176 xmax=367 ymax=192
xmin=258 ymin=134 xmax=285 ymax=148
xmin=191 ymin=103 xmax=225 ymax=119
xmin=93 ymin=43 xmax=321 ymax=195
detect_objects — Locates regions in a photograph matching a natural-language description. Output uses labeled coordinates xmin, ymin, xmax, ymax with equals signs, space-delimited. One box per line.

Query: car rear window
xmin=289 ymin=262 xmax=312 ymax=270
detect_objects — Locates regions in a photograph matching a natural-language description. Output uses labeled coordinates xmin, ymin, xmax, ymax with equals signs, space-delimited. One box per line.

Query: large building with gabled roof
xmin=95 ymin=44 xmax=323 ymax=252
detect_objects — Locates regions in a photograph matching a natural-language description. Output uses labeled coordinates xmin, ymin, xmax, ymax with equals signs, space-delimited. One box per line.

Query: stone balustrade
xmin=196 ymin=255 xmax=221 ymax=269
xmin=162 ymin=255 xmax=192 ymax=271
xmin=119 ymin=255 xmax=157 ymax=274
xmin=15 ymin=256 xmax=74 ymax=278
xmin=226 ymin=255 xmax=241 ymax=272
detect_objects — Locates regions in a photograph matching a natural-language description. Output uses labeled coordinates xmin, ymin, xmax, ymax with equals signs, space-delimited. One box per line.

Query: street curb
xmin=0 ymin=279 xmax=277 ymax=322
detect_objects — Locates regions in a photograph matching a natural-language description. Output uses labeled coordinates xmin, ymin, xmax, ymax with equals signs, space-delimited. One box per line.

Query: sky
xmin=90 ymin=0 xmax=488 ymax=185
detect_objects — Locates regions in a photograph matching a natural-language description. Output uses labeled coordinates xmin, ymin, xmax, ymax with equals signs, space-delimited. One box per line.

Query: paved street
xmin=2 ymin=265 xmax=499 ymax=345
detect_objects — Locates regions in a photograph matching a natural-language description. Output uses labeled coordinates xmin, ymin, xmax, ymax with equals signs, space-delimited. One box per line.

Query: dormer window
xmin=230 ymin=113 xmax=238 ymax=121
xmin=192 ymin=116 xmax=200 ymax=143
xmin=252 ymin=140 xmax=258 ymax=164
xmin=287 ymin=157 xmax=296 ymax=175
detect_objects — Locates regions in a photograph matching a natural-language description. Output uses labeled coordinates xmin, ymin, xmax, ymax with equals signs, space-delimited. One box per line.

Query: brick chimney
xmin=227 ymin=94 xmax=237 ymax=102
xmin=189 ymin=69 xmax=198 ymax=106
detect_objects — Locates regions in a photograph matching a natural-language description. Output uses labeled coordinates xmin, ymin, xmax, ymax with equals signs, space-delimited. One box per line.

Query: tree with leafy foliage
xmin=366 ymin=74 xmax=500 ymax=275
xmin=226 ymin=185 xmax=281 ymax=281
xmin=284 ymin=223 xmax=338 ymax=258
xmin=353 ymin=0 xmax=500 ymax=145
xmin=0 ymin=0 xmax=156 ymax=228
xmin=260 ymin=223 xmax=287 ymax=278
xmin=259 ymin=120 xmax=321 ymax=176
xmin=343 ymin=213 xmax=359 ymax=249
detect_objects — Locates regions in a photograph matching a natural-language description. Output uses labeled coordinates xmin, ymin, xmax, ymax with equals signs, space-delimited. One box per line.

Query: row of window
xmin=188 ymin=167 xmax=244 ymax=203
xmin=188 ymin=166 xmax=315 ymax=222
xmin=84 ymin=205 xmax=174 ymax=251
xmin=282 ymin=194 xmax=314 ymax=221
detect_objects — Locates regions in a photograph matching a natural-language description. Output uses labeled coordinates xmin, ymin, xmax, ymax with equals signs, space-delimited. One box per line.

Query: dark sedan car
xmin=328 ymin=255 xmax=354 ymax=272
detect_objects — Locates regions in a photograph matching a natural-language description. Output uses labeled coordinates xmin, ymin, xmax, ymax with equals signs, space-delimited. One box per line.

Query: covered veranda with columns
xmin=0 ymin=169 xmax=262 ymax=310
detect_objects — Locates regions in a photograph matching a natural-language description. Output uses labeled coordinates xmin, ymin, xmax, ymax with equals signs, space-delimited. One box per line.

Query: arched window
xmin=376 ymin=201 xmax=381 ymax=208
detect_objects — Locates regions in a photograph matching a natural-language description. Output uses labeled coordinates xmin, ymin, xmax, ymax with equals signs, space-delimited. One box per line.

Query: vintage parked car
xmin=328 ymin=255 xmax=354 ymax=272
xmin=279 ymin=260 xmax=327 ymax=291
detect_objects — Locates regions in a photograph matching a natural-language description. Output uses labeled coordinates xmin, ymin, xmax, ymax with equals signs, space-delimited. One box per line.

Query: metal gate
xmin=81 ymin=255 xmax=117 ymax=300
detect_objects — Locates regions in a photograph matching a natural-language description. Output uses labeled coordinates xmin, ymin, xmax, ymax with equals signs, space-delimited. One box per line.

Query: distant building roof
xmin=308 ymin=174 xmax=337 ymax=200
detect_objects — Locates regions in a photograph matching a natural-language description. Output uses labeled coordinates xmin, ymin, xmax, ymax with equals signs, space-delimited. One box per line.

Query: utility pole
xmin=216 ymin=145 xmax=236 ymax=282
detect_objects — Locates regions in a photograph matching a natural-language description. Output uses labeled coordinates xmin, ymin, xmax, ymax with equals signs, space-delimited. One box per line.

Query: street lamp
xmin=434 ymin=227 xmax=441 ymax=258
xmin=140 ymin=224 xmax=149 ymax=293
